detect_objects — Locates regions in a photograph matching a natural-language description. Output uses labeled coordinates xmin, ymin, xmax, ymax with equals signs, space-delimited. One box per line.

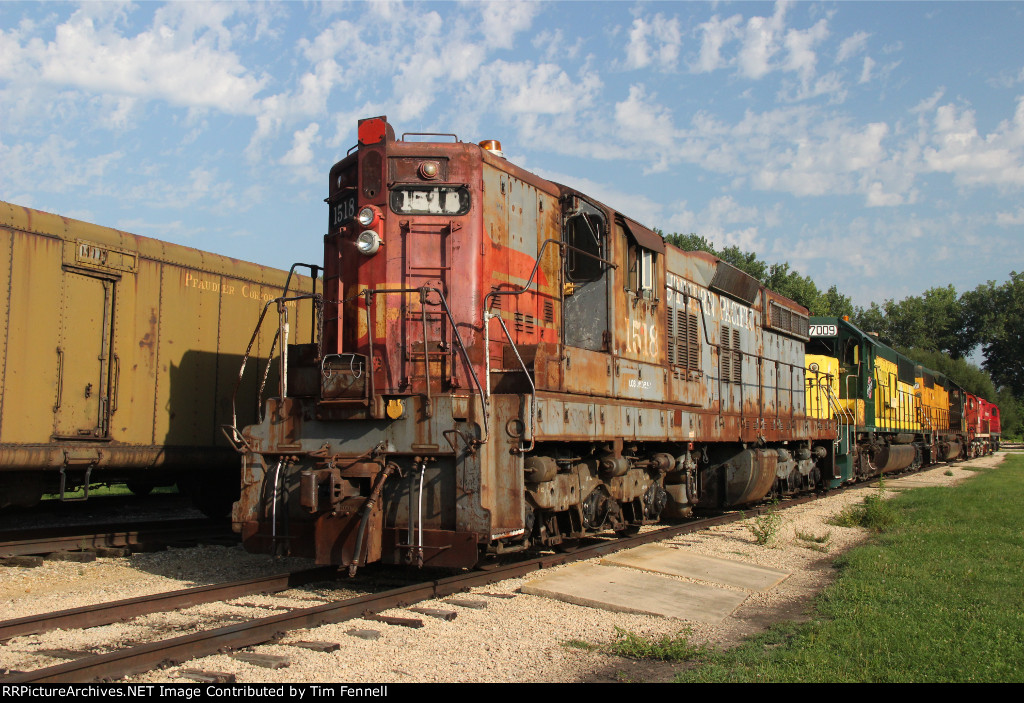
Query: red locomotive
xmin=230 ymin=116 xmax=838 ymax=571
xmin=965 ymin=393 xmax=1001 ymax=456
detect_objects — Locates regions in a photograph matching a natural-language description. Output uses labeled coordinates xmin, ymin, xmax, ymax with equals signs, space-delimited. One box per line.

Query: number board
xmin=331 ymin=194 xmax=357 ymax=227
xmin=809 ymin=324 xmax=838 ymax=337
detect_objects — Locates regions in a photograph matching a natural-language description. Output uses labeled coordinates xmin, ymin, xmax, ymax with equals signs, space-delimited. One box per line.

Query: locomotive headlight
xmin=418 ymin=161 xmax=440 ymax=179
xmin=356 ymin=230 xmax=381 ymax=255
xmin=356 ymin=206 xmax=376 ymax=227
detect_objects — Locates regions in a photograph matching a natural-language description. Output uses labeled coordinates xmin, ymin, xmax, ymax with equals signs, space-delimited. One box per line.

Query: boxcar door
xmin=54 ymin=271 xmax=115 ymax=439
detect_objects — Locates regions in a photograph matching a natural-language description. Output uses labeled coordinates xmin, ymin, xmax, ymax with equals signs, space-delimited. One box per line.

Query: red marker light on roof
xmin=359 ymin=118 xmax=387 ymax=145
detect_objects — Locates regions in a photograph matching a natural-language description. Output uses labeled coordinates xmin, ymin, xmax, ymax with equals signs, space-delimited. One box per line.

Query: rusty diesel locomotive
xmin=0 ymin=202 xmax=314 ymax=511
xmin=230 ymin=116 xmax=840 ymax=570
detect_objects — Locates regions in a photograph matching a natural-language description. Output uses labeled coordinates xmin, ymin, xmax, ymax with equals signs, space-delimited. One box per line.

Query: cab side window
xmin=565 ymin=212 xmax=604 ymax=282
xmin=625 ymin=239 xmax=657 ymax=300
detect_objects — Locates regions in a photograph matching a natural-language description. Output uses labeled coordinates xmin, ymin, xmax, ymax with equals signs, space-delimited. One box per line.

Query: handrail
xmin=226 ymin=279 xmax=490 ymax=452
xmin=480 ymin=237 xmax=617 ymax=453
xmin=486 ymin=311 xmax=536 ymax=454
xmin=481 ymin=237 xmax=614 ymax=309
xmin=224 ymin=292 xmax=324 ymax=453
xmin=364 ymin=286 xmax=489 ymax=445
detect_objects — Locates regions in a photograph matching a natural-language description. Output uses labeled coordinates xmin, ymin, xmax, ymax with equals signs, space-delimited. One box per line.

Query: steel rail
xmin=0 ymin=567 xmax=338 ymax=641
xmin=0 ymin=519 xmax=233 ymax=559
xmin=4 ymin=495 xmax=821 ymax=683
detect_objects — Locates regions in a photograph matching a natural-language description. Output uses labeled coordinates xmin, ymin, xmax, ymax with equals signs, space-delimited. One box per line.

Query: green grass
xmin=610 ymin=626 xmax=708 ymax=662
xmin=795 ymin=529 xmax=832 ymax=552
xmin=562 ymin=627 xmax=708 ymax=662
xmin=42 ymin=483 xmax=179 ymax=501
xmin=827 ymin=480 xmax=900 ymax=532
xmin=674 ymin=454 xmax=1024 ymax=682
xmin=562 ymin=639 xmax=601 ymax=652
xmin=749 ymin=499 xmax=783 ymax=546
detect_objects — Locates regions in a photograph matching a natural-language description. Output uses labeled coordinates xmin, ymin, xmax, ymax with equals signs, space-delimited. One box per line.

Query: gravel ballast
xmin=0 ymin=454 xmax=1007 ymax=683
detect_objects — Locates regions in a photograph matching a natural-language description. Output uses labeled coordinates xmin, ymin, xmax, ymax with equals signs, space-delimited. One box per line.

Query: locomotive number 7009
xmin=809 ymin=324 xmax=838 ymax=337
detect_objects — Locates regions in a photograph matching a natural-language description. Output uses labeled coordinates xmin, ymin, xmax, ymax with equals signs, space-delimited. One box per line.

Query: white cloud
xmin=0 ymin=134 xmax=124 ymax=195
xmin=836 ymin=31 xmax=870 ymax=63
xmin=499 ymin=62 xmax=600 ymax=115
xmin=280 ymin=123 xmax=321 ymax=167
xmin=923 ymin=97 xmax=1024 ymax=186
xmin=864 ymin=181 xmax=905 ymax=207
xmin=612 ymin=85 xmax=678 ymax=172
xmin=687 ymin=106 xmax=897 ymax=202
xmin=1 ymin=7 xmax=268 ymax=114
xmin=782 ymin=19 xmax=828 ymax=84
xmin=480 ymin=0 xmax=539 ymax=50
xmin=666 ymin=196 xmax=767 ymax=255
xmin=532 ymin=28 xmax=584 ymax=61
xmin=737 ymin=2 xmax=789 ymax=80
xmin=995 ymin=208 xmax=1024 ymax=226
xmin=692 ymin=14 xmax=742 ymax=73
xmin=624 ymin=14 xmax=682 ymax=71
xmin=859 ymin=56 xmax=875 ymax=84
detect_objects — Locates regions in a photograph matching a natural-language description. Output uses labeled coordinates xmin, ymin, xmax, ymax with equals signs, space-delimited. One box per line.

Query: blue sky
xmin=2 ymin=1 xmax=1023 ymax=307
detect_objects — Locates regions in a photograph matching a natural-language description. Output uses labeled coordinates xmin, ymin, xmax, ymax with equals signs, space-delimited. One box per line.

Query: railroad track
xmin=0 ymin=566 xmax=339 ymax=642
xmin=0 ymin=518 xmax=235 ymax=560
xmin=1 ymin=495 xmax=817 ymax=683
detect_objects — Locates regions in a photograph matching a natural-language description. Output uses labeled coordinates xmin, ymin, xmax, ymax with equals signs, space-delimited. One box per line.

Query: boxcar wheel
xmin=126 ymin=482 xmax=154 ymax=497
xmin=178 ymin=471 xmax=239 ymax=519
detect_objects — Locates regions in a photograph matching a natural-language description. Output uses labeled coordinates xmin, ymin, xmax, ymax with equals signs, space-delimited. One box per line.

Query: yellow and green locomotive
xmin=805 ymin=315 xmax=985 ymax=487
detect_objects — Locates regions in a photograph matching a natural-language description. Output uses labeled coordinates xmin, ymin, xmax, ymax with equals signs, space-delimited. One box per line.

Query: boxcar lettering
xmin=184 ymin=271 xmax=222 ymax=293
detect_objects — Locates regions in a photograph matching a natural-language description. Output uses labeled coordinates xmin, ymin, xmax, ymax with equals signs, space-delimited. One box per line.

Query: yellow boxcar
xmin=0 ymin=202 xmax=315 ymax=510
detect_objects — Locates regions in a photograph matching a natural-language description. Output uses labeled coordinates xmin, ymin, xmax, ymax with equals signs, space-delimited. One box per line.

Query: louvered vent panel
xmin=721 ymin=325 xmax=731 ymax=382
xmin=732 ymin=328 xmax=742 ymax=384
xmin=767 ymin=300 xmax=810 ymax=341
xmin=666 ymin=304 xmax=676 ymax=366
xmin=687 ymin=312 xmax=700 ymax=369
xmin=677 ymin=309 xmax=688 ymax=367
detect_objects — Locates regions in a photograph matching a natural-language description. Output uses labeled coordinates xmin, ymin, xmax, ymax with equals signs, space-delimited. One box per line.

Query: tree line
xmin=664 ymin=233 xmax=1023 ymax=438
